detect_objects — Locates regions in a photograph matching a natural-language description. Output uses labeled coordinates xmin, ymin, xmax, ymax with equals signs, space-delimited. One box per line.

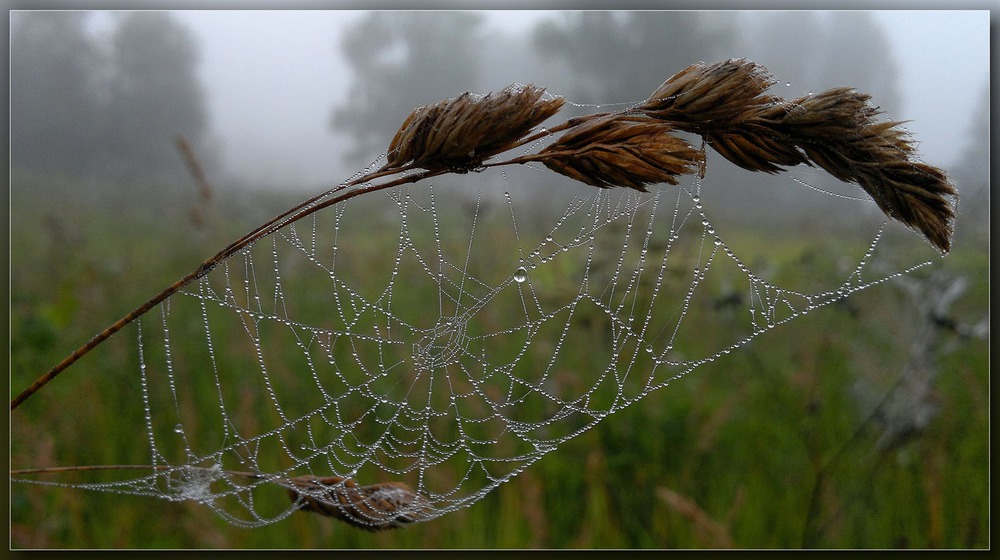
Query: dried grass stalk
xmin=287 ymin=475 xmax=431 ymax=531
xmin=9 ymin=58 xmax=958 ymax=413
xmin=534 ymin=114 xmax=704 ymax=191
xmin=383 ymin=83 xmax=565 ymax=173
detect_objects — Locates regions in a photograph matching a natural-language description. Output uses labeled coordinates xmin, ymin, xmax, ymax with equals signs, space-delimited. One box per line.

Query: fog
xmin=11 ymin=10 xmax=990 ymax=193
xmin=172 ymin=10 xmax=988 ymax=188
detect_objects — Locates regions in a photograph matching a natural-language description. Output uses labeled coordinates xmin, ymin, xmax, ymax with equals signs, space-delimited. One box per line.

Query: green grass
xmin=9 ymin=171 xmax=989 ymax=549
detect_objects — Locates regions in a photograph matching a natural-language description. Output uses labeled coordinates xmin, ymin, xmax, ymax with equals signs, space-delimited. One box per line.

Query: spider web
xmin=12 ymin=138 xmax=932 ymax=531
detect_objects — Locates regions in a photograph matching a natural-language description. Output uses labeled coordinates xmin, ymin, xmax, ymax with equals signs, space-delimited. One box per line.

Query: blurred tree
xmin=740 ymin=11 xmax=901 ymax=114
xmin=949 ymin=85 xmax=989 ymax=241
xmin=817 ymin=12 xmax=901 ymax=113
xmin=10 ymin=12 xmax=104 ymax=176
xmin=10 ymin=11 xmax=211 ymax=187
xmin=532 ymin=12 xmax=738 ymax=107
xmin=103 ymin=11 xmax=208 ymax=183
xmin=330 ymin=11 xmax=485 ymax=164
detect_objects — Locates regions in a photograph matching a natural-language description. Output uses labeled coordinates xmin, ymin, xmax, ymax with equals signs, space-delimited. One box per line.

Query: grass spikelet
xmin=640 ymin=58 xmax=777 ymax=130
xmin=287 ymin=475 xmax=431 ymax=531
xmin=533 ymin=114 xmax=704 ymax=191
xmin=780 ymin=88 xmax=957 ymax=252
xmin=383 ymin=83 xmax=565 ymax=173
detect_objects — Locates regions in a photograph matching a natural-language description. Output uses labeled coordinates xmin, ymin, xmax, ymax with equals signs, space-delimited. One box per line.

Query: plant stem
xmin=9 ymin=165 xmax=435 ymax=411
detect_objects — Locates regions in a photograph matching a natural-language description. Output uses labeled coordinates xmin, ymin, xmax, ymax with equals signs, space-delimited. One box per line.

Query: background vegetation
xmin=9 ymin=168 xmax=988 ymax=549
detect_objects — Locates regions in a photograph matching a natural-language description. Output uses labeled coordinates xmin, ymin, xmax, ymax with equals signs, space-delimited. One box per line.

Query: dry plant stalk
xmin=10 ymin=56 xmax=962 ymax=534
xmin=12 ymin=58 xmax=956 ymax=422
xmin=286 ymin=475 xmax=431 ymax=531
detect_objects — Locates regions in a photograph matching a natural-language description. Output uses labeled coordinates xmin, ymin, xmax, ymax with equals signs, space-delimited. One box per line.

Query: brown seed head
xmin=384 ymin=83 xmax=565 ymax=172
xmin=640 ymin=58 xmax=778 ymax=132
xmin=536 ymin=114 xmax=704 ymax=191
xmin=779 ymin=88 xmax=957 ymax=252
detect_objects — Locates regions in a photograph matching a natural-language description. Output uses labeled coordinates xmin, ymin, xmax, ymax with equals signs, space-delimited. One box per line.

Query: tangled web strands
xmin=12 ymin=59 xmax=955 ymax=532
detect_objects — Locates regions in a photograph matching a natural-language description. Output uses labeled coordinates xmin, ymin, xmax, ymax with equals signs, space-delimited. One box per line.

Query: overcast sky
xmin=161 ymin=10 xmax=991 ymax=189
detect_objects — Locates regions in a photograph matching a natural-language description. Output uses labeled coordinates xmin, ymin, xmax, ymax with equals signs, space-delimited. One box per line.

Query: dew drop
xmin=513 ymin=267 xmax=528 ymax=283
xmin=545 ymin=235 xmax=554 ymax=243
xmin=173 ymin=424 xmax=184 ymax=434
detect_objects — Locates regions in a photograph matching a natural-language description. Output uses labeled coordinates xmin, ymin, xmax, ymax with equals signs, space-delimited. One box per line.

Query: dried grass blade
xmin=287 ymin=475 xmax=431 ymax=531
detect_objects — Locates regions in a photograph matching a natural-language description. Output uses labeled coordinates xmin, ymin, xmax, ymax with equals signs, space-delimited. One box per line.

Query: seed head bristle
xmin=383 ymin=83 xmax=565 ymax=172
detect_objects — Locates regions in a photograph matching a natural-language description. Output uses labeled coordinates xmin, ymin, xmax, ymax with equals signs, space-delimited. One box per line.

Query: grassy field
xmin=9 ymin=171 xmax=989 ymax=549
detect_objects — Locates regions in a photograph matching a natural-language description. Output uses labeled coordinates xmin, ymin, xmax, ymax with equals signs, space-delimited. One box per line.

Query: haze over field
xmin=11 ymin=9 xmax=989 ymax=205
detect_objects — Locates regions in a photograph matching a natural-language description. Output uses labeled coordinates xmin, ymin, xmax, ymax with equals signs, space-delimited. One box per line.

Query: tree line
xmin=10 ymin=11 xmax=209 ymax=185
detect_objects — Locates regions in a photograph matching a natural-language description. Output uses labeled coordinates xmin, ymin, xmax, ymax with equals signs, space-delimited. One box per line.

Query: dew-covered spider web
xmin=13 ymin=113 xmax=936 ymax=532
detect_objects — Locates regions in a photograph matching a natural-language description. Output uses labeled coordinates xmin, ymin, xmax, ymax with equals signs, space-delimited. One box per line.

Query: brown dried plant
xmin=285 ymin=475 xmax=432 ymax=531
xmin=635 ymin=59 xmax=957 ymax=252
xmin=520 ymin=114 xmax=704 ymax=191
xmin=382 ymin=83 xmax=565 ymax=173
xmin=12 ymin=58 xmax=959 ymax=532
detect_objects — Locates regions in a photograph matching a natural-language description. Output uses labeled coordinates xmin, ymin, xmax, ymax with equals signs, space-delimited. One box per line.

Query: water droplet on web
xmin=513 ymin=268 xmax=528 ymax=283
xmin=174 ymin=424 xmax=184 ymax=434
xmin=545 ymin=235 xmax=554 ymax=243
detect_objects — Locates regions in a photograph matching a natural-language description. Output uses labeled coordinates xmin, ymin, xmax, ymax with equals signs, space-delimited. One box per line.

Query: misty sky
xmin=162 ymin=10 xmax=990 ymax=189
